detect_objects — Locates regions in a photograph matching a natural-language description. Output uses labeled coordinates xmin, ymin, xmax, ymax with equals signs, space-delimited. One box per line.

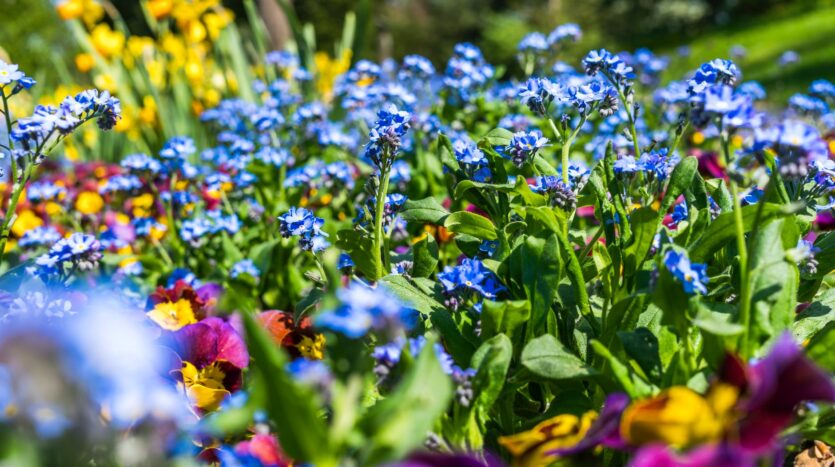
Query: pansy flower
xmin=257 ymin=310 xmax=326 ymax=360
xmin=170 ymin=317 xmax=249 ymax=412
xmin=146 ymin=280 xmax=221 ymax=331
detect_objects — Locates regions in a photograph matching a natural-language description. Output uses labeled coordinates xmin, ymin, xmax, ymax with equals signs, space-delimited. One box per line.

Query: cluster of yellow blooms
xmin=53 ymin=0 xmax=236 ymax=156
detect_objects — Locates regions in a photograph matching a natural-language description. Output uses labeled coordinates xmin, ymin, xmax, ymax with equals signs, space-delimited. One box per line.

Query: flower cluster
xmin=278 ymin=207 xmax=329 ymax=253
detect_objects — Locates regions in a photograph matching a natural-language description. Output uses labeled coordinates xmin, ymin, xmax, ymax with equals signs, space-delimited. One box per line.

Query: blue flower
xmin=453 ymin=138 xmax=491 ymax=181
xmin=663 ymin=250 xmax=709 ymax=295
xmin=159 ymin=136 xmax=196 ymax=160
xmin=315 ymin=283 xmax=416 ymax=339
xmin=438 ymin=258 xmax=506 ymax=301
xmin=502 ymin=131 xmax=549 ymax=168
xmin=338 ymin=253 xmax=355 ymax=270
xmin=671 ymin=201 xmax=688 ymax=226
xmin=265 ymin=50 xmax=298 ymax=69
xmin=517 ymin=32 xmax=549 ymax=54
xmin=810 ymin=79 xmax=835 ymax=99
xmin=398 ymin=55 xmax=435 ymax=82
xmin=99 ymin=175 xmax=142 ymax=195
xmin=121 ymin=153 xmax=162 ymax=174
xmin=548 ymin=23 xmax=582 ymax=47
xmin=231 ymin=259 xmax=260 ymax=280
xmin=278 ymin=207 xmax=329 ymax=253
xmin=364 ymin=104 xmax=412 ymax=169
xmin=789 ymin=94 xmax=829 ymax=116
xmin=613 ymin=155 xmax=640 ymax=174
xmin=33 ymin=233 xmax=103 ymax=278
xmin=19 ymin=226 xmax=62 ymax=249
xmin=518 ymin=77 xmax=564 ymax=115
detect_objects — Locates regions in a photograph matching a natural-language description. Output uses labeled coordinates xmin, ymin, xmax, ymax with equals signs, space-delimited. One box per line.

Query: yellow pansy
xmin=76 ymin=191 xmax=104 ymax=215
xmin=620 ymin=386 xmax=733 ymax=449
xmin=11 ymin=210 xmax=43 ymax=238
xmin=90 ymin=24 xmax=126 ymax=60
xmin=499 ymin=412 xmax=596 ymax=467
xmin=297 ymin=334 xmax=326 ymax=360
xmin=181 ymin=361 xmax=229 ymax=411
xmin=146 ymin=299 xmax=196 ymax=331
xmin=131 ymin=193 xmax=155 ymax=217
xmin=45 ymin=202 xmax=64 ymax=216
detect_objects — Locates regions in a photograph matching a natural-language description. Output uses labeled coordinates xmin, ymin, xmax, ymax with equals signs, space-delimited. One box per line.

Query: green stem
xmin=372 ymin=166 xmax=391 ymax=280
xmin=0 ymin=163 xmax=33 ymax=259
xmin=718 ymin=132 xmax=751 ymax=357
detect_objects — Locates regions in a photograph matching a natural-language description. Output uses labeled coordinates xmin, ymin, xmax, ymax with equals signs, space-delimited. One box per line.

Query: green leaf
xmin=748 ymin=219 xmax=799 ymax=351
xmin=241 ymin=313 xmax=331 ymax=463
xmin=411 ymin=234 xmax=439 ymax=278
xmin=659 ymin=156 xmax=698 ymax=216
xmin=623 ymin=207 xmax=658 ymax=274
xmin=381 ymin=274 xmax=444 ymax=317
xmin=360 ymin=334 xmax=453 ymax=464
xmin=399 ymin=197 xmax=450 ymax=225
xmin=806 ymin=321 xmax=835 ymax=372
xmin=812 ymin=232 xmax=835 ymax=278
xmin=336 ymin=229 xmax=379 ymax=280
xmin=689 ymin=203 xmax=790 ymax=261
xmin=480 ymin=299 xmax=531 ymax=338
xmin=590 ymin=340 xmax=652 ymax=398
xmin=444 ymin=211 xmax=498 ymax=240
xmin=794 ymin=288 xmax=835 ymax=343
xmin=519 ymin=235 xmax=562 ymax=338
xmin=693 ymin=301 xmax=743 ymax=336
xmin=482 ymin=127 xmax=514 ymax=147
xmin=512 ymin=176 xmax=547 ymax=207
xmin=521 ymin=334 xmax=595 ymax=381
xmin=617 ymin=327 xmax=662 ymax=383
xmin=470 ymin=334 xmax=513 ymax=423
xmin=453 ymin=180 xmax=515 ymax=201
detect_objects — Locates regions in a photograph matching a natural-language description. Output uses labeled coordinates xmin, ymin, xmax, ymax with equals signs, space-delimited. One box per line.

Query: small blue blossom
xmin=663 ymin=250 xmax=709 ymax=295
xmin=501 ymin=131 xmax=549 ymax=168
xmin=315 ymin=283 xmax=416 ymax=339
xmin=230 ymin=259 xmax=260 ymax=280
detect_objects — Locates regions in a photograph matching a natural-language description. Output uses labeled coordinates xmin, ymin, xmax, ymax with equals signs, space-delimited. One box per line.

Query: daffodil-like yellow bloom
xmin=146 ymin=0 xmax=175 ymax=20
xmin=56 ymin=0 xmax=103 ymax=24
xmin=11 ymin=210 xmax=43 ymax=238
xmin=181 ymin=361 xmax=229 ymax=411
xmin=131 ymin=193 xmax=155 ymax=218
xmin=90 ymin=24 xmax=126 ymax=60
xmin=75 ymin=191 xmax=104 ymax=215
xmin=296 ymin=334 xmax=327 ymax=360
xmin=75 ymin=53 xmax=95 ymax=73
xmin=315 ymin=50 xmax=352 ymax=102
xmin=499 ymin=412 xmax=596 ymax=467
xmin=146 ymin=299 xmax=197 ymax=330
xmin=620 ymin=385 xmax=737 ymax=449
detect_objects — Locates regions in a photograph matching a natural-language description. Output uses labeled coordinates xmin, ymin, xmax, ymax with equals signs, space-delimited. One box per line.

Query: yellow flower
xmin=181 ymin=361 xmax=229 ymax=411
xmin=146 ymin=0 xmax=174 ymax=20
xmin=691 ymin=131 xmax=705 ymax=145
xmin=315 ymin=50 xmax=352 ymax=102
xmin=93 ymin=73 xmax=116 ymax=93
xmin=11 ymin=210 xmax=43 ymax=238
xmin=499 ymin=412 xmax=596 ymax=467
xmin=204 ymin=10 xmax=233 ymax=40
xmin=139 ymin=95 xmax=158 ymax=125
xmin=45 ymin=202 xmax=64 ymax=217
xmin=75 ymin=53 xmax=95 ymax=73
xmin=55 ymin=0 xmax=84 ymax=20
xmin=90 ymin=24 xmax=126 ymax=60
xmin=75 ymin=191 xmax=104 ymax=215
xmin=146 ymin=299 xmax=196 ymax=331
xmin=297 ymin=334 xmax=326 ymax=360
xmin=132 ymin=193 xmax=155 ymax=217
xmin=620 ymin=386 xmax=734 ymax=449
